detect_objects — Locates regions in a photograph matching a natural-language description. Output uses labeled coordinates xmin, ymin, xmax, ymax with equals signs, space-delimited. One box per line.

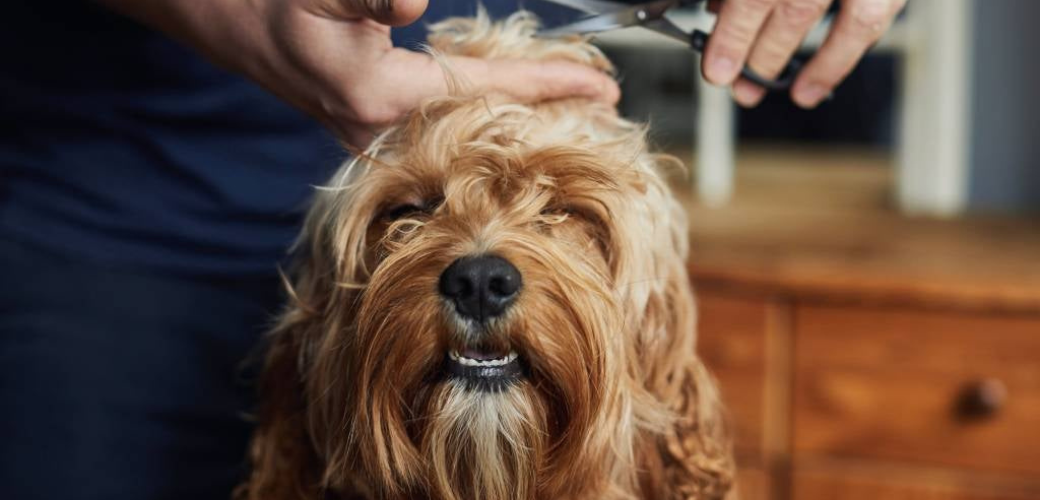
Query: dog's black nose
xmin=439 ymin=255 xmax=522 ymax=322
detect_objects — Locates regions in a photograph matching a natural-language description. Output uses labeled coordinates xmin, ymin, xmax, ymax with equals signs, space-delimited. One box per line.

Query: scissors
xmin=537 ymin=0 xmax=803 ymax=91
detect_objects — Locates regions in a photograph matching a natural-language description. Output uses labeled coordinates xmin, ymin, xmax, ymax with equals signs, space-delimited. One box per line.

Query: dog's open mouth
xmin=445 ymin=347 xmax=524 ymax=390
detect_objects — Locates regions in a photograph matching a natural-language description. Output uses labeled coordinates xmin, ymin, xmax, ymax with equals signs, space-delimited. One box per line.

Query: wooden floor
xmin=668 ymin=144 xmax=1040 ymax=313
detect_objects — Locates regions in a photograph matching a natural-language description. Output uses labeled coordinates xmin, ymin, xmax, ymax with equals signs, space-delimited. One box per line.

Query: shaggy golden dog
xmin=239 ymin=11 xmax=734 ymax=500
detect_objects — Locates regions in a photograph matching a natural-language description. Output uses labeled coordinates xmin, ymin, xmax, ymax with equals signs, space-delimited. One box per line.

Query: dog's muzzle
xmin=439 ymin=255 xmax=525 ymax=390
xmin=444 ymin=347 xmax=523 ymax=390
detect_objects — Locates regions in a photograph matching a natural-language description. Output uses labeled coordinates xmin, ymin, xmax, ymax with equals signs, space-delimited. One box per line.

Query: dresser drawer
xmin=792 ymin=305 xmax=1040 ymax=475
xmin=731 ymin=466 xmax=770 ymax=500
xmin=793 ymin=463 xmax=1040 ymax=500
xmin=697 ymin=292 xmax=769 ymax=457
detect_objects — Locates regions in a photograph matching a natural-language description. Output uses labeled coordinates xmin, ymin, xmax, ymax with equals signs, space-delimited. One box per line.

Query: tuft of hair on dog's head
xmin=239 ymin=9 xmax=734 ymax=500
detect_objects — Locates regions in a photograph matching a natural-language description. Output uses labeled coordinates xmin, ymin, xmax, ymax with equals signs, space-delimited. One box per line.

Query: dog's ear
xmin=239 ymin=171 xmax=374 ymax=499
xmin=648 ymin=266 xmax=740 ymax=496
xmin=637 ymin=261 xmax=735 ymax=500
xmin=237 ymin=263 xmax=332 ymax=500
xmin=237 ymin=322 xmax=322 ymax=500
xmin=620 ymin=165 xmax=734 ymax=498
xmin=662 ymin=350 xmax=736 ymax=499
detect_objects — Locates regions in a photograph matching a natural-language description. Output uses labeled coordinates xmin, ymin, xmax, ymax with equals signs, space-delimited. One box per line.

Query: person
xmin=0 ymin=1 xmax=904 ymax=499
xmin=702 ymin=0 xmax=908 ymax=108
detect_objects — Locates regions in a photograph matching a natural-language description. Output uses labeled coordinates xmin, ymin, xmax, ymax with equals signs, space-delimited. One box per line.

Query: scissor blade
xmin=538 ymin=0 xmax=629 ymax=14
xmin=642 ymin=17 xmax=693 ymax=45
xmin=612 ymin=0 xmax=681 ymax=28
xmin=538 ymin=0 xmax=678 ymax=37
xmin=537 ymin=12 xmax=630 ymax=37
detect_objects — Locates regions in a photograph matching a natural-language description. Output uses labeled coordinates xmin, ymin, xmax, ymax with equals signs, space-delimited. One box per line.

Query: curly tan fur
xmin=238 ymin=10 xmax=734 ymax=500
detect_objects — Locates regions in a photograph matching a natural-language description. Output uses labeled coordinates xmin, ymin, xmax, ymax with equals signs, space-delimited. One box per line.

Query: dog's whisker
xmin=615 ymin=276 xmax=671 ymax=290
xmin=335 ymin=281 xmax=367 ymax=290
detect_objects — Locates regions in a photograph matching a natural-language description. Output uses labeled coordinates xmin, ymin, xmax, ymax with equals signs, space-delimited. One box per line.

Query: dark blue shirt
xmin=0 ymin=1 xmax=341 ymax=276
xmin=0 ymin=1 xmax=575 ymax=276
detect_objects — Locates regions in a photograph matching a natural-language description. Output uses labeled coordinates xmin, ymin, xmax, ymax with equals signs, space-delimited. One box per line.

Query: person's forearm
xmin=94 ymin=0 xmax=271 ymax=82
xmin=95 ymin=0 xmax=329 ymax=134
xmin=89 ymin=0 xmax=619 ymax=147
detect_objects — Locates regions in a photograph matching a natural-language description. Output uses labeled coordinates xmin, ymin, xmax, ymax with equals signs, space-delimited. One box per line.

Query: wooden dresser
xmin=681 ymin=148 xmax=1040 ymax=500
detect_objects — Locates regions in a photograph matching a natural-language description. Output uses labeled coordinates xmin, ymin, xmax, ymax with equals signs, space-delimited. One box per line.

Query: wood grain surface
xmin=792 ymin=304 xmax=1040 ymax=475
xmin=792 ymin=459 xmax=1040 ymax=500
xmin=697 ymin=292 xmax=769 ymax=458
xmin=677 ymin=146 xmax=1040 ymax=313
xmin=680 ymin=146 xmax=1040 ymax=499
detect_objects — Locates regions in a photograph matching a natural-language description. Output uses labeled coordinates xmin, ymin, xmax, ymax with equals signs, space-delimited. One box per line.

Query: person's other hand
xmin=702 ymin=0 xmax=907 ymax=109
xmin=101 ymin=0 xmax=620 ymax=146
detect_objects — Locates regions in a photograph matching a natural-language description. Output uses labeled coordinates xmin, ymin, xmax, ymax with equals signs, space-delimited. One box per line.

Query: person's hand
xmin=702 ymin=0 xmax=906 ymax=109
xmin=99 ymin=0 xmax=620 ymax=147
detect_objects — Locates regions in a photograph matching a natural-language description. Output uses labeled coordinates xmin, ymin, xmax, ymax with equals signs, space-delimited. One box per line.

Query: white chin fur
xmin=448 ymin=349 xmax=519 ymax=367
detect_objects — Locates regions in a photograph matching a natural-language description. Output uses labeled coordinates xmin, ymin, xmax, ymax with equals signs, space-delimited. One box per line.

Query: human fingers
xmin=790 ymin=0 xmax=905 ymax=108
xmin=461 ymin=58 xmax=621 ymax=105
xmin=338 ymin=50 xmax=620 ymax=146
xmin=374 ymin=49 xmax=619 ymax=111
xmin=306 ymin=0 xmax=429 ymax=26
xmin=733 ymin=0 xmax=832 ymax=107
xmin=703 ymin=0 xmax=781 ymax=86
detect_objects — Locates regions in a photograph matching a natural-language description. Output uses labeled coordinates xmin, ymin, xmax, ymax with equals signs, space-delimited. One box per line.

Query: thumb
xmin=313 ymin=0 xmax=429 ymax=26
xmin=343 ymin=50 xmax=620 ymax=145
xmin=355 ymin=0 xmax=428 ymax=26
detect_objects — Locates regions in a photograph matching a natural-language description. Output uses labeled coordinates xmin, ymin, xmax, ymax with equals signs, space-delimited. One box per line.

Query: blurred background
xmin=3 ymin=0 xmax=1033 ymax=498
xmin=584 ymin=1 xmax=1040 ymax=499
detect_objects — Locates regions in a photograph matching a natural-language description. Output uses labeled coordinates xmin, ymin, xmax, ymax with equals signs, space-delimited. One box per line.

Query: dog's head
xmin=248 ymin=12 xmax=732 ymax=500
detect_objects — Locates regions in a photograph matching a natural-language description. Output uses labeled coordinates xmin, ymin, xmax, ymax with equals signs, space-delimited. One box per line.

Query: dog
xmin=239 ymin=11 xmax=734 ymax=500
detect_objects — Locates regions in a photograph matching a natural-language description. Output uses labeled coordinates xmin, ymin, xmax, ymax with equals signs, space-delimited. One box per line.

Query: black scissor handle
xmin=690 ymin=30 xmax=801 ymax=91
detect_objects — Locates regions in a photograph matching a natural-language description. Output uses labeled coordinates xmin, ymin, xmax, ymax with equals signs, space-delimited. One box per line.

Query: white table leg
xmin=897 ymin=0 xmax=973 ymax=216
xmin=696 ymin=76 xmax=736 ymax=207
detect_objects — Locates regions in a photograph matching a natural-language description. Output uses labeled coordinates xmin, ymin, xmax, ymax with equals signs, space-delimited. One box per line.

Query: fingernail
xmin=708 ymin=56 xmax=738 ymax=84
xmin=794 ymin=83 xmax=828 ymax=108
xmin=733 ymin=80 xmax=765 ymax=108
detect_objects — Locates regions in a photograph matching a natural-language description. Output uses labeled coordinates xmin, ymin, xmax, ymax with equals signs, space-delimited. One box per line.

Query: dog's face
xmin=243 ymin=13 xmax=733 ymax=500
xmin=289 ymin=97 xmax=693 ymax=499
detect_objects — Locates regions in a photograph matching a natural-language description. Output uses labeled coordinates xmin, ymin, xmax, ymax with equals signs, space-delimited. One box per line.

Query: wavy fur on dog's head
xmin=240 ymin=10 xmax=733 ymax=500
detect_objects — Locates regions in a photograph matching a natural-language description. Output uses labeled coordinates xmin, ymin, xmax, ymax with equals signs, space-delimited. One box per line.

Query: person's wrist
xmin=170 ymin=0 xmax=328 ymax=123
xmin=181 ymin=0 xmax=278 ymax=84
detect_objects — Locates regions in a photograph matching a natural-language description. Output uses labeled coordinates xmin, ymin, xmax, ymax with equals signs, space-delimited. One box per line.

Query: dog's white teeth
xmin=451 ymin=350 xmax=519 ymax=367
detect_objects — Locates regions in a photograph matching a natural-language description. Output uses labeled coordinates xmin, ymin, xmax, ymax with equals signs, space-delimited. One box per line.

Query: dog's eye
xmin=382 ymin=203 xmax=427 ymax=221
xmin=540 ymin=206 xmax=574 ymax=217
xmin=381 ymin=197 xmax=443 ymax=222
